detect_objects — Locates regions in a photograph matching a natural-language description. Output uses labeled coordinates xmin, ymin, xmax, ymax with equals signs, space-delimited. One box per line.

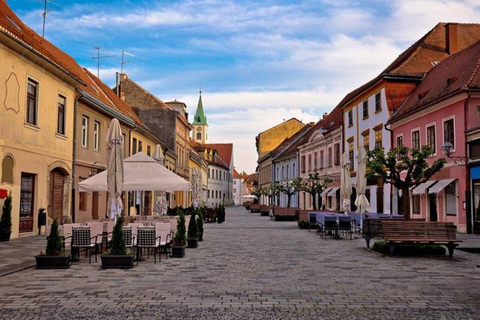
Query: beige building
xmin=0 ymin=3 xmax=82 ymax=238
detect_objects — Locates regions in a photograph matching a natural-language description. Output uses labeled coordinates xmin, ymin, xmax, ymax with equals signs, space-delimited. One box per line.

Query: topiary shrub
xmin=0 ymin=192 xmax=12 ymax=232
xmin=196 ymin=209 xmax=204 ymax=235
xmin=173 ymin=211 xmax=187 ymax=246
xmin=188 ymin=211 xmax=198 ymax=239
xmin=46 ymin=219 xmax=62 ymax=256
xmin=297 ymin=220 xmax=309 ymax=229
xmin=109 ymin=216 xmax=126 ymax=255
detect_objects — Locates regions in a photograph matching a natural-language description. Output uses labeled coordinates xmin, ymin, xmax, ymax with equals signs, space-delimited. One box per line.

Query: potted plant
xmin=100 ymin=216 xmax=135 ymax=269
xmin=217 ymin=203 xmax=226 ymax=224
xmin=187 ymin=211 xmax=199 ymax=248
xmin=172 ymin=211 xmax=187 ymax=258
xmin=35 ymin=219 xmax=71 ymax=269
xmin=197 ymin=209 xmax=204 ymax=242
xmin=0 ymin=192 xmax=12 ymax=242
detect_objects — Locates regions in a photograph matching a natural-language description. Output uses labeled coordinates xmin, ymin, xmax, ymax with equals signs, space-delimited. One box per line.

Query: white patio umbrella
xmin=153 ymin=144 xmax=167 ymax=215
xmin=106 ymin=118 xmax=124 ymax=220
xmin=242 ymin=195 xmax=258 ymax=200
xmin=354 ymin=146 xmax=370 ymax=213
xmin=79 ymin=152 xmax=191 ymax=192
xmin=340 ymin=151 xmax=352 ymax=213
xmin=153 ymin=144 xmax=165 ymax=165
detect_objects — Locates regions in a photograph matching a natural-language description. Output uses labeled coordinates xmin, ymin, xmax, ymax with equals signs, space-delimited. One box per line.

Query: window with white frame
xmin=443 ymin=118 xmax=454 ymax=150
xmin=412 ymin=130 xmax=420 ymax=149
xmin=81 ymin=116 xmax=88 ymax=148
xmin=347 ymin=109 xmax=353 ymax=127
xmin=26 ymin=79 xmax=38 ymax=125
xmin=396 ymin=135 xmax=403 ymax=147
xmin=445 ymin=182 xmax=457 ymax=215
xmin=93 ymin=121 xmax=100 ymax=152
xmin=57 ymin=95 xmax=66 ymax=135
xmin=427 ymin=125 xmax=436 ymax=153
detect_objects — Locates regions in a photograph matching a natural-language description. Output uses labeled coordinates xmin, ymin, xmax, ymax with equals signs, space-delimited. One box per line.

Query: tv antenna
xmin=40 ymin=0 xmax=60 ymax=38
xmin=92 ymin=47 xmax=116 ymax=78
xmin=121 ymin=50 xmax=135 ymax=74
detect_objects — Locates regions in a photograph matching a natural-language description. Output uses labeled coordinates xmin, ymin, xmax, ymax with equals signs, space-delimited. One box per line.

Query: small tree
xmin=366 ymin=146 xmax=446 ymax=220
xmin=46 ymin=219 xmax=62 ymax=256
xmin=262 ymin=186 xmax=280 ymax=205
xmin=188 ymin=211 xmax=198 ymax=239
xmin=277 ymin=178 xmax=301 ymax=208
xmin=174 ymin=211 xmax=187 ymax=246
xmin=0 ymin=192 xmax=12 ymax=233
xmin=296 ymin=171 xmax=331 ymax=210
xmin=110 ymin=216 xmax=126 ymax=255
xmin=250 ymin=186 xmax=262 ymax=204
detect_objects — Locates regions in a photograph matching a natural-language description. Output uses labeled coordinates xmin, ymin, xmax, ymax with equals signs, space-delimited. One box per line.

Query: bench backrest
xmin=324 ymin=216 xmax=337 ymax=229
xmin=362 ymin=218 xmax=383 ymax=236
xmin=381 ymin=221 xmax=457 ymax=241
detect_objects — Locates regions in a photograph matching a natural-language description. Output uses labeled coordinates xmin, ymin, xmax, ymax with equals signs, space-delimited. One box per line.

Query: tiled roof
xmin=314 ymin=105 xmax=342 ymax=134
xmin=233 ymin=169 xmax=241 ymax=179
xmin=338 ymin=23 xmax=480 ymax=111
xmin=0 ymin=2 xmax=84 ymax=83
xmin=390 ymin=41 xmax=480 ymax=122
xmin=203 ymin=143 xmax=233 ymax=167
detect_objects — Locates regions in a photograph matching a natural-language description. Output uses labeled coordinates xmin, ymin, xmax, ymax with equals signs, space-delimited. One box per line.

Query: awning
xmin=412 ymin=180 xmax=437 ymax=195
xmin=428 ymin=179 xmax=456 ymax=194
xmin=327 ymin=187 xmax=340 ymax=196
xmin=320 ymin=188 xmax=331 ymax=197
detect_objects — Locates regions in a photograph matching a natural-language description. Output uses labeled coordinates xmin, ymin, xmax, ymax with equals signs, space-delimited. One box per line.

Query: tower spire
xmin=192 ymin=90 xmax=208 ymax=143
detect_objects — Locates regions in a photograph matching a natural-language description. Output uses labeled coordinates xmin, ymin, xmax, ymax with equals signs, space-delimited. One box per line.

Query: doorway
xmin=92 ymin=192 xmax=99 ymax=220
xmin=19 ymin=173 xmax=35 ymax=233
xmin=48 ymin=168 xmax=66 ymax=223
xmin=429 ymin=194 xmax=438 ymax=222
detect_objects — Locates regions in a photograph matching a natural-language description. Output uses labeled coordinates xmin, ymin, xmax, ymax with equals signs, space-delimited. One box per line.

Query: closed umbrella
xmin=106 ymin=118 xmax=124 ymax=220
xmin=153 ymin=144 xmax=165 ymax=165
xmin=354 ymin=146 xmax=370 ymax=213
xmin=153 ymin=144 xmax=167 ymax=215
xmin=340 ymin=151 xmax=352 ymax=213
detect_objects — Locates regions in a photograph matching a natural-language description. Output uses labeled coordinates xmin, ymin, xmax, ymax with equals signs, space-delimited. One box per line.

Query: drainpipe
xmin=71 ymin=91 xmax=81 ymax=223
xmin=384 ymin=123 xmax=394 ymax=215
xmin=464 ymin=92 xmax=472 ymax=233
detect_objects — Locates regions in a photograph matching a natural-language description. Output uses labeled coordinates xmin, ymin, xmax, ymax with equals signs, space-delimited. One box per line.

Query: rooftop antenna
xmin=121 ymin=50 xmax=135 ymax=74
xmin=40 ymin=0 xmax=60 ymax=38
xmin=92 ymin=47 xmax=116 ymax=79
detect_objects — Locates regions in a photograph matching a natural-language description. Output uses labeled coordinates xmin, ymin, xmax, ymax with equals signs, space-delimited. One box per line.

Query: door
xmin=473 ymin=183 xmax=480 ymax=233
xmin=429 ymin=194 xmax=438 ymax=222
xmin=19 ymin=173 xmax=35 ymax=233
xmin=48 ymin=169 xmax=65 ymax=223
xmin=92 ymin=192 xmax=99 ymax=220
xmin=376 ymin=187 xmax=384 ymax=213
xmin=350 ymin=187 xmax=357 ymax=212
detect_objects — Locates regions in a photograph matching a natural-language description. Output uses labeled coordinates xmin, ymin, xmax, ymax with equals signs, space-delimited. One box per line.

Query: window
xmin=375 ymin=93 xmax=381 ymax=112
xmin=1 ymin=156 xmax=14 ymax=184
xmin=207 ymin=190 xmax=210 ymax=198
xmin=334 ymin=143 xmax=340 ymax=165
xmin=347 ymin=109 xmax=353 ymax=127
xmin=348 ymin=140 xmax=354 ymax=171
xmin=93 ymin=121 xmax=100 ymax=152
xmin=20 ymin=173 xmax=35 ymax=221
xmin=301 ymin=156 xmax=305 ymax=173
xmin=293 ymin=163 xmax=296 ymax=176
xmin=308 ymin=154 xmax=312 ymax=172
xmin=412 ymin=130 xmax=420 ymax=149
xmin=138 ymin=140 xmax=143 ymax=153
xmin=413 ymin=195 xmax=421 ymax=214
xmin=233 ymin=188 xmax=237 ymax=193
xmin=208 ymin=169 xmax=211 ymax=178
xmin=281 ymin=166 xmax=284 ymax=180
xmin=26 ymin=79 xmax=38 ymax=125
xmin=81 ymin=116 xmax=88 ymax=148
xmin=362 ymin=100 xmax=369 ymax=119
xmin=363 ymin=132 xmax=370 ymax=151
xmin=427 ymin=125 xmax=436 ymax=152
xmin=196 ymin=132 xmax=201 ymax=140
xmin=396 ymin=135 xmax=403 ymax=147
xmin=374 ymin=128 xmax=382 ymax=148
xmin=319 ymin=151 xmax=324 ymax=168
xmin=147 ymin=145 xmax=151 ymax=156
xmin=445 ymin=182 xmax=457 ymax=215
xmin=57 ymin=95 xmax=66 ymax=135
xmin=314 ymin=152 xmax=318 ymax=169
xmin=79 ymin=192 xmax=87 ymax=211
xmin=444 ymin=119 xmax=454 ymax=150
xmin=327 ymin=148 xmax=332 ymax=167
xmin=132 ymin=138 xmax=137 ymax=154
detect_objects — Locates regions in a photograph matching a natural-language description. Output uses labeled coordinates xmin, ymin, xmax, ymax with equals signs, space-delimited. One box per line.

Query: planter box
xmin=198 ymin=233 xmax=203 ymax=242
xmin=35 ymin=255 xmax=71 ymax=269
xmin=100 ymin=255 xmax=135 ymax=269
xmin=171 ymin=245 xmax=186 ymax=258
xmin=0 ymin=230 xmax=11 ymax=242
xmin=188 ymin=238 xmax=199 ymax=248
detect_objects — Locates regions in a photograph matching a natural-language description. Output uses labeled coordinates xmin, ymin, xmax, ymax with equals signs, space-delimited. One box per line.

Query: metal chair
xmin=338 ymin=216 xmax=353 ymax=240
xmin=71 ymin=227 xmax=98 ymax=263
xmin=122 ymin=227 xmax=135 ymax=254
xmin=136 ymin=228 xmax=161 ymax=264
xmin=323 ymin=216 xmax=337 ymax=240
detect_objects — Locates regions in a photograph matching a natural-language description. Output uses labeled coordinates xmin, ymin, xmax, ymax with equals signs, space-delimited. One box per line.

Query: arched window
xmin=1 ymin=156 xmax=14 ymax=184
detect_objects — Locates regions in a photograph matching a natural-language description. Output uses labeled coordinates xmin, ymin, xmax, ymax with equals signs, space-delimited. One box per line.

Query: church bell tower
xmin=192 ymin=91 xmax=208 ymax=144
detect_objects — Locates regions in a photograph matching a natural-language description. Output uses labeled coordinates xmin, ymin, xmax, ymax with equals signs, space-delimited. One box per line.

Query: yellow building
xmin=0 ymin=3 xmax=82 ymax=238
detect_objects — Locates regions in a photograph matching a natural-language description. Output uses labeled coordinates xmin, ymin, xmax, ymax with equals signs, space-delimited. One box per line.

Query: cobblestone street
xmin=0 ymin=206 xmax=479 ymax=319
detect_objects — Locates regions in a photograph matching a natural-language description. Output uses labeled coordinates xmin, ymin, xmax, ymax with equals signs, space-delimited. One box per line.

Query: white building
xmin=233 ymin=170 xmax=245 ymax=205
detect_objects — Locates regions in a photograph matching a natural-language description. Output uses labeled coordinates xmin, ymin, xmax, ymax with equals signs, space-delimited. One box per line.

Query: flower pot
xmin=100 ymin=254 xmax=135 ymax=269
xmin=187 ymin=238 xmax=198 ymax=248
xmin=171 ymin=245 xmax=186 ymax=258
xmin=198 ymin=233 xmax=203 ymax=242
xmin=35 ymin=255 xmax=71 ymax=269
xmin=0 ymin=230 xmax=11 ymax=242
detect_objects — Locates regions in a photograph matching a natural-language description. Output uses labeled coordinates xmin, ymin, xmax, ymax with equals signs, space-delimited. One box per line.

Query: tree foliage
xmin=277 ymin=178 xmax=302 ymax=207
xmin=295 ymin=171 xmax=331 ymax=210
xmin=110 ymin=216 xmax=127 ymax=255
xmin=46 ymin=219 xmax=62 ymax=256
xmin=188 ymin=210 xmax=198 ymax=239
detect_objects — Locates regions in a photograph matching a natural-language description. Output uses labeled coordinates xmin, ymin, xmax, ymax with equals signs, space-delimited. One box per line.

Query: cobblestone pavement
xmin=0 ymin=206 xmax=479 ymax=319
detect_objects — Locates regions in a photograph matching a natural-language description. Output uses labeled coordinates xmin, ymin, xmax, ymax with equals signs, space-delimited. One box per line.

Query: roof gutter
xmin=78 ymin=90 xmax=135 ymax=127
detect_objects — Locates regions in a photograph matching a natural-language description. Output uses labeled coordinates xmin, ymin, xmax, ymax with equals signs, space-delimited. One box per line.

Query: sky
xmin=10 ymin=0 xmax=480 ymax=173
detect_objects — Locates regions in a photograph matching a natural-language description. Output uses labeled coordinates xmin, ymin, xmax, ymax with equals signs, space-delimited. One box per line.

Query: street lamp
xmin=442 ymin=141 xmax=466 ymax=165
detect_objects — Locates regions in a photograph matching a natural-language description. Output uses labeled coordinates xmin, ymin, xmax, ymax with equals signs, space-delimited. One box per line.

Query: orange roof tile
xmin=203 ymin=143 xmax=233 ymax=167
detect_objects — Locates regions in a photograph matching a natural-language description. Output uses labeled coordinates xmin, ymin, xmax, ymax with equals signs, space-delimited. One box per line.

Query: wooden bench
xmin=362 ymin=218 xmax=383 ymax=248
xmin=260 ymin=205 xmax=273 ymax=216
xmin=204 ymin=208 xmax=217 ymax=223
xmin=381 ymin=220 xmax=462 ymax=259
xmin=273 ymin=207 xmax=299 ymax=221
xmin=249 ymin=204 xmax=260 ymax=213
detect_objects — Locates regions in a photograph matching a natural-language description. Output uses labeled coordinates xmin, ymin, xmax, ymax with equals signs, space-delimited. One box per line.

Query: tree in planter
xmin=262 ymin=186 xmax=280 ymax=206
xmin=366 ymin=146 xmax=446 ymax=220
xmin=196 ymin=209 xmax=204 ymax=239
xmin=188 ymin=211 xmax=198 ymax=239
xmin=295 ymin=171 xmax=331 ymax=210
xmin=46 ymin=219 xmax=62 ymax=256
xmin=0 ymin=192 xmax=12 ymax=238
xmin=277 ymin=178 xmax=302 ymax=208
xmin=173 ymin=211 xmax=187 ymax=246
xmin=109 ymin=216 xmax=126 ymax=255
xmin=250 ymin=186 xmax=262 ymax=204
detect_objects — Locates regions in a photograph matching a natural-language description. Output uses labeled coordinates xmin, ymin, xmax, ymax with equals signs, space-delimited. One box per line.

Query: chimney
xmin=322 ymin=112 xmax=328 ymax=119
xmin=446 ymin=23 xmax=459 ymax=55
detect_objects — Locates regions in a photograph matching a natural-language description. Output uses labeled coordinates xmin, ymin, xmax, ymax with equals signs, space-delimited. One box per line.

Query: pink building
xmin=389 ymin=41 xmax=480 ymax=233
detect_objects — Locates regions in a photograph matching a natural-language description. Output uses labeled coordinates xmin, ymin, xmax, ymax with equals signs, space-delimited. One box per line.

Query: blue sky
xmin=10 ymin=0 xmax=480 ymax=172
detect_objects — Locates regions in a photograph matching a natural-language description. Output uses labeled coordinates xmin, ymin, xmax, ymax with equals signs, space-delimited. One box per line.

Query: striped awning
xmin=327 ymin=187 xmax=340 ymax=196
xmin=412 ymin=180 xmax=437 ymax=195
xmin=428 ymin=179 xmax=456 ymax=194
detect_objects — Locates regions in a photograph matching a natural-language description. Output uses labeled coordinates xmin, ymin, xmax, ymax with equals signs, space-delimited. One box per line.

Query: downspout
xmin=464 ymin=92 xmax=472 ymax=233
xmin=71 ymin=91 xmax=81 ymax=223
xmin=384 ymin=122 xmax=394 ymax=215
